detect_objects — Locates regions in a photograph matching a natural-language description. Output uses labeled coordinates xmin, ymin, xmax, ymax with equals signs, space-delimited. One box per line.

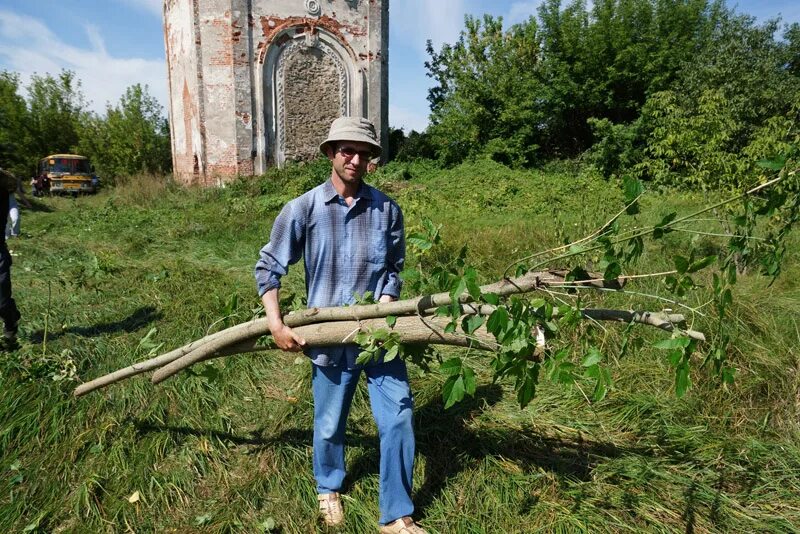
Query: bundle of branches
xmin=73 ymin=269 xmax=702 ymax=397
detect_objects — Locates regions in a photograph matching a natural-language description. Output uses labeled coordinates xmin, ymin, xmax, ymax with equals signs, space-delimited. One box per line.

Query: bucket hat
xmin=319 ymin=116 xmax=381 ymax=157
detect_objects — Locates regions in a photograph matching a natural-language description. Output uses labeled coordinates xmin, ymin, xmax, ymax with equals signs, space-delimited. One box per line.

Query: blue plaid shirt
xmin=254 ymin=178 xmax=405 ymax=368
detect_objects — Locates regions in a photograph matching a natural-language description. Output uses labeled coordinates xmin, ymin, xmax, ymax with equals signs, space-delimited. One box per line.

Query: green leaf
xmin=565 ymin=266 xmax=590 ymax=282
xmin=756 ymin=156 xmax=786 ymax=170
xmin=444 ymin=321 xmax=457 ymax=334
xmin=462 ymin=314 xmax=484 ymax=335
xmin=482 ymin=292 xmax=500 ymax=305
xmin=673 ymin=255 xmax=689 ymax=275
xmin=462 ymin=366 xmax=477 ymax=395
xmin=464 ymin=267 xmax=482 ymax=300
xmin=653 ymin=212 xmax=677 ymax=239
xmin=687 ymin=254 xmax=717 ymax=273
xmin=385 ymin=315 xmax=397 ymax=328
xmin=384 ymin=344 xmax=399 ymax=362
xmin=399 ymin=268 xmax=420 ymax=282
xmin=589 ymin=364 xmax=612 ymax=399
xmin=625 ymin=236 xmax=644 ymax=263
xmin=582 ymin=346 xmax=603 ymax=367
xmin=722 ymin=289 xmax=733 ymax=308
xmin=508 ymin=337 xmax=529 ymax=353
xmin=675 ymin=363 xmax=690 ymax=398
xmin=450 ymin=276 xmax=467 ymax=301
xmin=370 ymin=328 xmax=390 ymax=341
xmin=440 ymin=357 xmax=462 ymax=376
xmin=603 ymin=262 xmax=622 ymax=281
xmin=653 ymin=337 xmax=692 ymax=350
xmin=592 ymin=379 xmax=608 ymax=402
xmin=529 ymin=298 xmax=547 ymax=310
xmin=553 ymin=362 xmax=576 ymax=385
xmin=197 ymin=364 xmax=221 ymax=383
xmin=721 ymin=366 xmax=736 ymax=385
xmin=449 ymin=302 xmax=461 ymax=319
xmin=486 ymin=308 xmax=509 ymax=336
xmin=443 ymin=375 xmax=465 ymax=409
xmin=516 ymin=375 xmax=536 ymax=408
xmin=357 ymin=351 xmax=375 ymax=366
xmin=434 ymin=306 xmax=451 ymax=317
xmin=407 ymin=232 xmax=433 ymax=250
xmin=667 ymin=349 xmax=683 ymax=367
xmin=584 ymin=364 xmax=600 ymax=379
xmin=259 ymin=517 xmax=278 ymax=532
xmin=623 ymin=175 xmax=643 ymax=215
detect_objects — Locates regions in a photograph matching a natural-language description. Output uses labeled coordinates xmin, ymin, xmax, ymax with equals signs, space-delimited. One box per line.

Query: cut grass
xmin=1 ymin=160 xmax=798 ymax=532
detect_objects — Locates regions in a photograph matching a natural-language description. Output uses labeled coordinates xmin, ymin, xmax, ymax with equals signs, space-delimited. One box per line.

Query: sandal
xmin=318 ymin=492 xmax=344 ymax=527
xmin=379 ymin=516 xmax=428 ymax=534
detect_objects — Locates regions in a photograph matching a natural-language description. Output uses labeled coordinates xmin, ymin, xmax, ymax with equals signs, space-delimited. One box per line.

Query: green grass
xmin=1 ymin=160 xmax=798 ymax=533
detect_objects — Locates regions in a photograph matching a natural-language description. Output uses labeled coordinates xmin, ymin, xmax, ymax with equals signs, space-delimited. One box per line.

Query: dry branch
xmin=73 ymin=270 xmax=701 ymax=397
xmin=148 ymin=271 xmax=616 ymax=384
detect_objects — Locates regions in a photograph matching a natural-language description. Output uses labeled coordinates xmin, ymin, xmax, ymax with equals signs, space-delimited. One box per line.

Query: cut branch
xmin=73 ymin=270 xmax=700 ymax=397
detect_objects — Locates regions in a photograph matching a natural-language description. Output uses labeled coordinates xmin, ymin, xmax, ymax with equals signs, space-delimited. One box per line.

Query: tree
xmin=424 ymin=0 xmax=730 ymax=167
xmin=78 ymin=84 xmax=172 ymax=180
xmin=0 ymin=71 xmax=32 ymax=176
xmin=26 ymin=70 xmax=88 ymax=160
xmin=426 ymin=14 xmax=543 ymax=166
xmin=636 ymin=13 xmax=800 ymax=189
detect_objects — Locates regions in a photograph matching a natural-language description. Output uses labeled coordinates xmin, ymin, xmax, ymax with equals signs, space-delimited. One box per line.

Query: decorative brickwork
xmin=164 ymin=0 xmax=388 ymax=185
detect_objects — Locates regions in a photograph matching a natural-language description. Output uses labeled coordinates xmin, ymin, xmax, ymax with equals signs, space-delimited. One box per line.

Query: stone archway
xmin=261 ymin=29 xmax=364 ymax=167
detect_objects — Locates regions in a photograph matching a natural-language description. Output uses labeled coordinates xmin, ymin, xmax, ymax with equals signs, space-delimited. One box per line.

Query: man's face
xmin=328 ymin=141 xmax=374 ymax=185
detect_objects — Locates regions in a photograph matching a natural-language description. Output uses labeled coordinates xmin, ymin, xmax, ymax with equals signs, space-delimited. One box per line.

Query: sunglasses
xmin=337 ymin=146 xmax=374 ymax=161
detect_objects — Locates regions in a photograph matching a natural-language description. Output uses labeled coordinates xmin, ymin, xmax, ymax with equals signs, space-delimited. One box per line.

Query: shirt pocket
xmin=366 ymin=228 xmax=388 ymax=264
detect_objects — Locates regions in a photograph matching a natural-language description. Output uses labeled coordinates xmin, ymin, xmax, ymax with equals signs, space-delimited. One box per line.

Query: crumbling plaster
xmin=164 ymin=0 xmax=388 ymax=185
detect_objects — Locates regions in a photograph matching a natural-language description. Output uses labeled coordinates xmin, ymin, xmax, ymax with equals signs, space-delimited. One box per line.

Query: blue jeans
xmin=312 ymin=357 xmax=415 ymax=525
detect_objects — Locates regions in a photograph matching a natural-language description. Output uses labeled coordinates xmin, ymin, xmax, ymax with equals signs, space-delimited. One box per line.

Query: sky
xmin=1 ymin=1 xmax=798 ymax=133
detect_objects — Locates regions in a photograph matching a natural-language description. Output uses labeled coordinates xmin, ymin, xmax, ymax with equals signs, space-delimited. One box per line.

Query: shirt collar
xmin=322 ymin=178 xmax=373 ymax=204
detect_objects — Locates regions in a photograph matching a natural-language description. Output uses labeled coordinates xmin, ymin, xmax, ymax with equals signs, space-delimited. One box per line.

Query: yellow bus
xmin=37 ymin=154 xmax=99 ymax=195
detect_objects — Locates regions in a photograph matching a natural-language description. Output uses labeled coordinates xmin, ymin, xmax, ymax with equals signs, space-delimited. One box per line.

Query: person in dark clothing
xmin=32 ymin=172 xmax=50 ymax=197
xmin=0 ymin=168 xmax=21 ymax=346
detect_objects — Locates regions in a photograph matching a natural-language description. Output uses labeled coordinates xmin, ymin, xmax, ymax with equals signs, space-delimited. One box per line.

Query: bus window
xmin=44 ymin=158 xmax=91 ymax=174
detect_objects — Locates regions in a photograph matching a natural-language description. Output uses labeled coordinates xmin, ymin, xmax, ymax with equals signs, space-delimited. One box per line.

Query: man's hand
xmin=271 ymin=322 xmax=307 ymax=352
xmin=262 ymin=288 xmax=306 ymax=352
xmin=379 ymin=294 xmax=397 ymax=304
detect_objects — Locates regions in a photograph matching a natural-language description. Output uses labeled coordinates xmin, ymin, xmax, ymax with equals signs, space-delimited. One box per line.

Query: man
xmin=254 ymin=117 xmax=426 ymax=534
xmin=0 ymin=168 xmax=21 ymax=347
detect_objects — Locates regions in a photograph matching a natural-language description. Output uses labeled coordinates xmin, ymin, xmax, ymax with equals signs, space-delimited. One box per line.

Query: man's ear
xmin=324 ymin=144 xmax=335 ymax=160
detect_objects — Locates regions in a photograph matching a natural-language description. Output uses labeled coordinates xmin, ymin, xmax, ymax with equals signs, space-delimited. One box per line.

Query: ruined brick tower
xmin=163 ymin=0 xmax=389 ymax=185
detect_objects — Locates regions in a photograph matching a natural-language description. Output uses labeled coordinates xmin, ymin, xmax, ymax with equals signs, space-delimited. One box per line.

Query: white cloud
xmin=84 ymin=23 xmax=108 ymax=56
xmin=390 ymin=0 xmax=467 ymax=56
xmin=0 ymin=9 xmax=168 ymax=114
xmin=389 ymin=104 xmax=429 ymax=133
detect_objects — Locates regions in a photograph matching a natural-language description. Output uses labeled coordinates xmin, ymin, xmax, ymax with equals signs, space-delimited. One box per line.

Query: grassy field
xmin=1 ymin=160 xmax=798 ymax=533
